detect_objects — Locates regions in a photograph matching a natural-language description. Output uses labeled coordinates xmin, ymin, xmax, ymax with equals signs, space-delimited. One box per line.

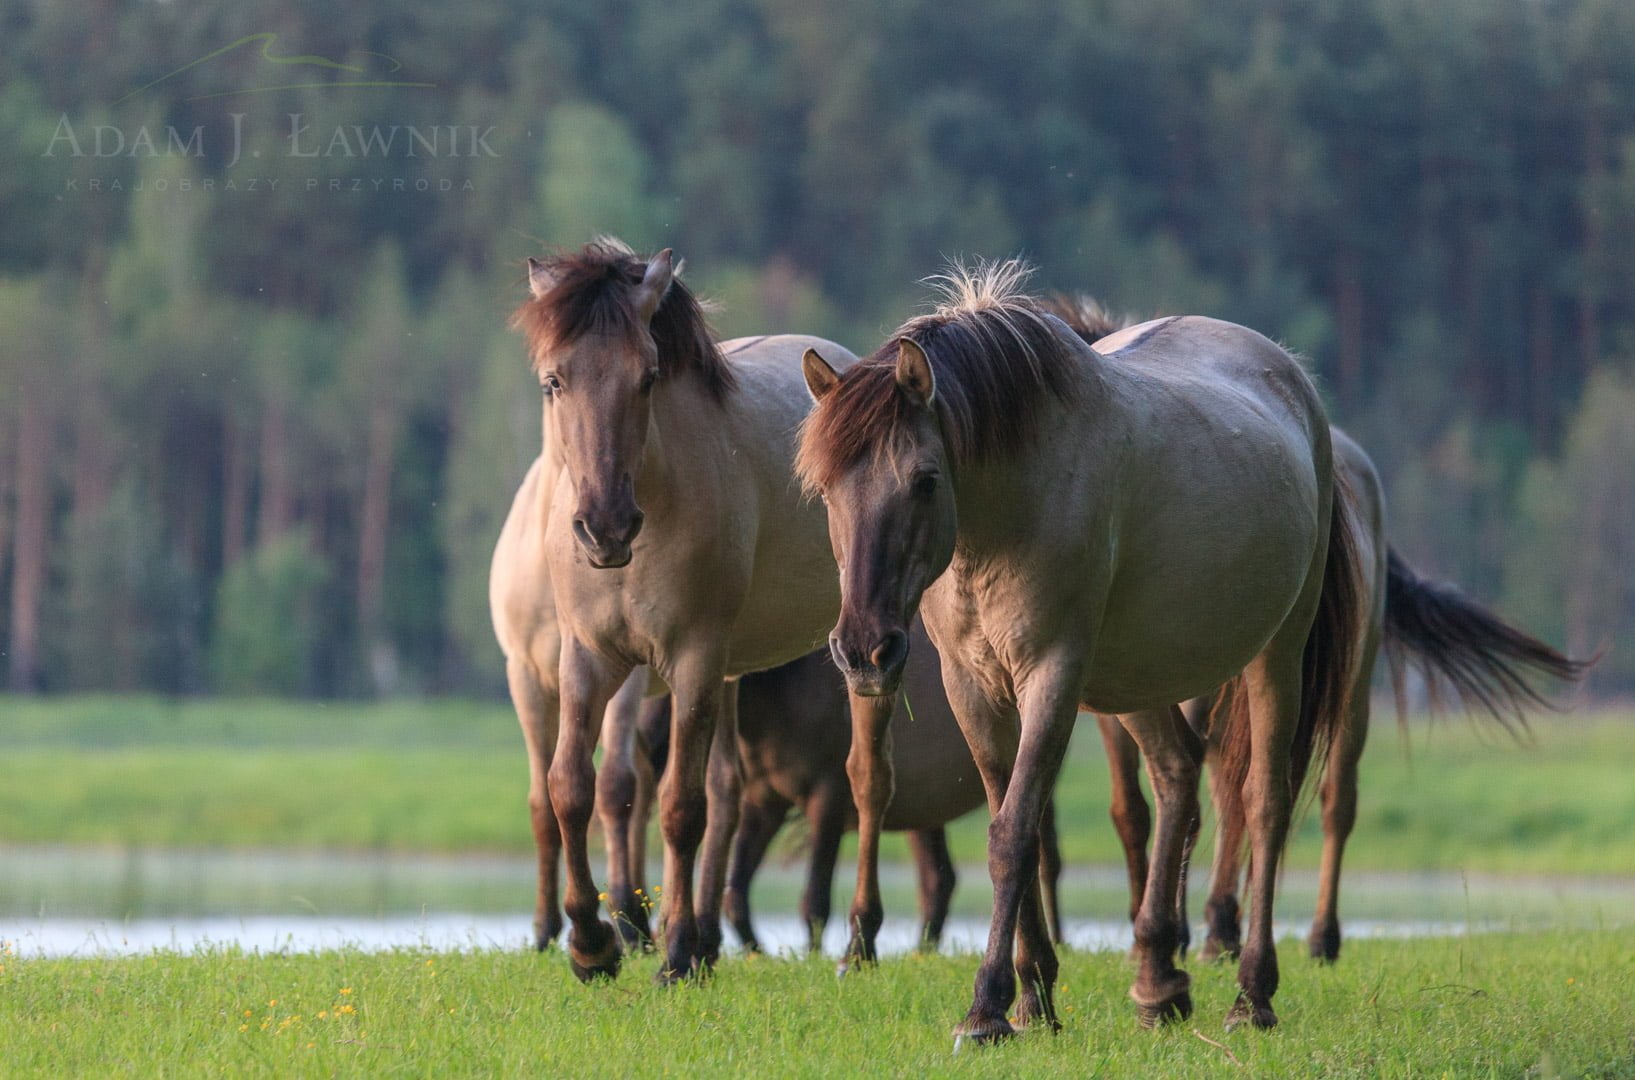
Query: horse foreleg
xmin=801 ymin=780 xmax=847 ymax=953
xmin=695 ymin=680 xmax=742 ymax=969
xmin=655 ymin=655 xmax=728 ymax=983
xmin=597 ymin=669 xmax=653 ymax=950
xmin=552 ymin=641 xmax=629 ymax=982
xmin=1310 ymin=692 xmax=1367 ymax=962
xmin=723 ymin=785 xmax=790 ymax=953
xmin=840 ymin=691 xmax=894 ymax=972
xmin=907 ymin=827 xmax=957 ymax=951
xmin=1096 ymin=714 xmax=1150 ymax=925
xmin=508 ymin=657 xmax=562 ymax=951
xmin=1120 ymin=705 xmax=1201 ymax=1028
xmin=953 ymin=662 xmax=1076 ymax=1045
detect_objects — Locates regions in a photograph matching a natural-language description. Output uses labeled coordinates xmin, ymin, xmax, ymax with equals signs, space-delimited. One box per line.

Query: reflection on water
xmin=2 ymin=844 xmax=1630 ymax=958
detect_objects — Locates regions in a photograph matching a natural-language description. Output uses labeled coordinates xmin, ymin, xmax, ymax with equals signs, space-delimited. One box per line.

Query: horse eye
xmin=640 ymin=368 xmax=658 ymax=393
xmin=912 ymin=473 xmax=938 ymax=498
xmin=542 ymin=374 xmax=562 ymax=396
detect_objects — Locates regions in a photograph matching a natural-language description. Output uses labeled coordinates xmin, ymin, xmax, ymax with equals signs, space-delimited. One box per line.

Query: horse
xmin=505 ymin=238 xmax=885 ymax=984
xmin=630 ymin=622 xmax=1068 ymax=955
xmin=1041 ymin=294 xmax=1586 ymax=964
xmin=796 ymin=259 xmax=1368 ymax=1038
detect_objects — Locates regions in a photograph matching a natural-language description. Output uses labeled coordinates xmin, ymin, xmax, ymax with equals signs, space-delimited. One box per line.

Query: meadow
xmin=2 ymin=931 xmax=1632 ymax=1077
xmin=0 ymin=695 xmax=1629 ymax=876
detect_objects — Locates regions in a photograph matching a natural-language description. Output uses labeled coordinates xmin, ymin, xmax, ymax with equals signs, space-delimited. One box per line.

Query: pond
xmin=3 ymin=845 xmax=1628 ymax=958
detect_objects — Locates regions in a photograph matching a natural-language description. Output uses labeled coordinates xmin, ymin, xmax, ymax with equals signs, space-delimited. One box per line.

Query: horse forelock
xmin=510 ymin=239 xmax=734 ymax=400
xmin=795 ymin=259 xmax=1082 ymax=494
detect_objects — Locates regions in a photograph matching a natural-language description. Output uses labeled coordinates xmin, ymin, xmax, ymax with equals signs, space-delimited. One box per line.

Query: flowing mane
xmin=796 ymin=259 xmax=1081 ymax=493
xmin=1037 ymin=293 xmax=1137 ymax=345
xmin=511 ymin=238 xmax=734 ymax=401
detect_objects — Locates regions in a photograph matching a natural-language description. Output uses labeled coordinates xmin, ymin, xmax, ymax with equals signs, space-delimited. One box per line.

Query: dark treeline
xmin=0 ymin=0 xmax=1630 ymax=697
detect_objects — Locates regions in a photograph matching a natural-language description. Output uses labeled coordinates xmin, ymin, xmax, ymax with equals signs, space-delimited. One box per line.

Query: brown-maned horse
xmin=504 ymin=239 xmax=880 ymax=984
xmin=633 ymin=622 xmax=1068 ymax=955
xmin=1042 ymin=294 xmax=1585 ymax=964
xmin=797 ymin=260 xmax=1367 ymax=1038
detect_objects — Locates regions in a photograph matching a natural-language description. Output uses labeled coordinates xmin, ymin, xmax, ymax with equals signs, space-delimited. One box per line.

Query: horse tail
xmin=1213 ymin=457 xmax=1370 ymax=832
xmin=1382 ymin=549 xmax=1587 ymax=733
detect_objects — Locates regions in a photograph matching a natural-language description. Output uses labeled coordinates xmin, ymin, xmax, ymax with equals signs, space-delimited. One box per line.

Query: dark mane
xmin=796 ymin=260 xmax=1082 ymax=492
xmin=1038 ymin=293 xmax=1138 ymax=345
xmin=511 ymin=239 xmax=734 ymax=401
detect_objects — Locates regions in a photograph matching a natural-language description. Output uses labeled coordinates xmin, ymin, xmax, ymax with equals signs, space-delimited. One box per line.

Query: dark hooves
xmin=1224 ymin=994 xmax=1278 ymax=1031
xmin=567 ymin=922 xmax=622 ymax=983
xmin=1308 ymin=926 xmax=1342 ymax=964
xmin=1135 ymin=990 xmax=1193 ymax=1029
xmin=951 ymin=1015 xmax=1017 ymax=1052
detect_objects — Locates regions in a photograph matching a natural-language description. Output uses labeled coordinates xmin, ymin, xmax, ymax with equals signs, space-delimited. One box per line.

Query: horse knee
xmin=547 ymin=756 xmax=595 ymax=831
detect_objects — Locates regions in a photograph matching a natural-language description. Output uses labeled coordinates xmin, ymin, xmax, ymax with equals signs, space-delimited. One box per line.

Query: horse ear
xmin=634 ymin=248 xmax=675 ymax=321
xmin=895 ymin=338 xmax=935 ymax=406
xmin=526 ymin=257 xmax=559 ymax=299
xmin=802 ymin=348 xmax=842 ymax=401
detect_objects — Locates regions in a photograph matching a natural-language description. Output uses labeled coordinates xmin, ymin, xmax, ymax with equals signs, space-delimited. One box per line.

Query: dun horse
xmin=798 ymin=260 xmax=1366 ymax=1037
xmin=499 ymin=239 xmax=899 ymax=983
xmin=631 ymin=623 xmax=1068 ymax=954
xmin=1044 ymin=295 xmax=1585 ymax=964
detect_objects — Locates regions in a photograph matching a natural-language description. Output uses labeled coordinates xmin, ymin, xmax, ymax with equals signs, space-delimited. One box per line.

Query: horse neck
xmin=948 ymin=361 xmax=1107 ymax=560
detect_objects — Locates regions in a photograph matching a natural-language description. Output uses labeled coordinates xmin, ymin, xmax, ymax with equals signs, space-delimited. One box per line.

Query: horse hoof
xmin=1224 ymin=994 xmax=1277 ymax=1031
xmin=1308 ymin=925 xmax=1341 ymax=964
xmin=1135 ymin=991 xmax=1192 ymax=1029
xmin=567 ymin=922 xmax=622 ymax=983
xmin=951 ymin=1015 xmax=1016 ymax=1050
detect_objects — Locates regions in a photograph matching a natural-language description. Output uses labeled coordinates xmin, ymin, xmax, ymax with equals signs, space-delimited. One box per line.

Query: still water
xmin=3 ymin=845 xmax=1627 ymax=958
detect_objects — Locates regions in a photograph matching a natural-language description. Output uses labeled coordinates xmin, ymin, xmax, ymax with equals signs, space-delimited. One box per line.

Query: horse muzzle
xmin=572 ymin=508 xmax=644 ymax=570
xmin=828 ymin=625 xmax=909 ymax=698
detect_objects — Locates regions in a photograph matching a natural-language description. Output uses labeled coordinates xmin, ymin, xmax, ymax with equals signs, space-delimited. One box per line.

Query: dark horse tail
xmin=1213 ymin=461 xmax=1369 ymax=835
xmin=1382 ymin=549 xmax=1587 ymax=732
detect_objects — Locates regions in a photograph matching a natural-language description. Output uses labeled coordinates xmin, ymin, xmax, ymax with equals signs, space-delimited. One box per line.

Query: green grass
xmin=1 ymin=931 xmax=1632 ymax=1077
xmin=0 ymin=695 xmax=1629 ymax=876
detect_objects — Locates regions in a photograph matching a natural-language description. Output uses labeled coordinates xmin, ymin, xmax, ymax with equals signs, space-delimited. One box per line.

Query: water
xmin=3 ymin=845 xmax=1629 ymax=958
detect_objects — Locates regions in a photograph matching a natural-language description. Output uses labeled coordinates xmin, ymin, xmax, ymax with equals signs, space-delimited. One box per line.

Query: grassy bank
xmin=0 ymin=695 xmax=1628 ymax=876
xmin=2 ymin=931 xmax=1631 ymax=1077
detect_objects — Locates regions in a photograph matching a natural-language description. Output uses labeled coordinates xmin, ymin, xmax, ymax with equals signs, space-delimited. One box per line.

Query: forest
xmin=0 ymin=0 xmax=1631 ymax=698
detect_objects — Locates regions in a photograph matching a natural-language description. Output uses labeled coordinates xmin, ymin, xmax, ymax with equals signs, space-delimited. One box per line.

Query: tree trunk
xmin=258 ymin=397 xmax=297 ymax=542
xmin=221 ymin=413 xmax=252 ymax=567
xmin=8 ymin=397 xmax=52 ymax=691
xmin=356 ymin=395 xmax=397 ymax=679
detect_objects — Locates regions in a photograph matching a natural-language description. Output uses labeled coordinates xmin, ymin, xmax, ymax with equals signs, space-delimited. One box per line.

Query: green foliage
xmin=208 ymin=536 xmax=330 ymax=696
xmin=0 ymin=0 xmax=1630 ymax=694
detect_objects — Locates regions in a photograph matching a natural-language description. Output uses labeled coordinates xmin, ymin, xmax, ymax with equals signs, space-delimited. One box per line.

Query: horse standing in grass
xmin=797 ymin=261 xmax=1366 ymax=1037
xmin=1043 ymin=294 xmax=1585 ymax=964
xmin=633 ymin=623 xmax=1068 ymax=954
xmin=504 ymin=239 xmax=883 ymax=983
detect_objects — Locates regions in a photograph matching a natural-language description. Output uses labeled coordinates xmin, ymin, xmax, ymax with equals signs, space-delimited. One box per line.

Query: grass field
xmin=0 ymin=695 xmax=1628 ymax=877
xmin=2 ymin=931 xmax=1632 ymax=1077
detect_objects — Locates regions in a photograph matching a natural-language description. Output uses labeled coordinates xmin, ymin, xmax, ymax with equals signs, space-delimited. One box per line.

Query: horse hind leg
xmin=1120 ymin=705 xmax=1202 ymax=1028
xmin=722 ymin=784 xmax=791 ymax=953
xmin=907 ymin=827 xmax=957 ymax=951
xmin=1096 ymin=714 xmax=1150 ymax=927
xmin=1037 ymin=793 xmax=1065 ymax=946
xmin=597 ymin=669 xmax=653 ymax=950
xmin=1309 ymin=692 xmax=1367 ymax=963
xmin=508 ymin=657 xmax=563 ymax=951
xmin=1199 ymin=745 xmax=1246 ymax=963
xmin=801 ymin=780 xmax=848 ymax=954
xmin=695 ymin=679 xmax=743 ymax=970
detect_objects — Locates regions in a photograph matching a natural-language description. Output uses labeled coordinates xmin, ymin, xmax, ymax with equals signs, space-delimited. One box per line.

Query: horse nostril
xmin=828 ymin=634 xmax=850 ymax=673
xmin=870 ymin=630 xmax=908 ymax=673
xmin=624 ymin=510 xmax=645 ymax=544
xmin=572 ymin=518 xmax=598 ymax=551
